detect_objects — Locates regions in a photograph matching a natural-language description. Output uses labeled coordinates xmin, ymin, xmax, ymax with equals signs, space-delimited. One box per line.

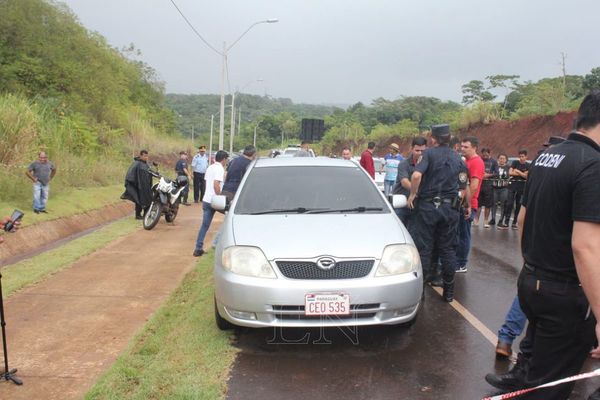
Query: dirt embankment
xmin=341 ymin=111 xmax=577 ymax=158
xmin=0 ymin=202 xmax=133 ymax=264
xmin=455 ymin=111 xmax=576 ymax=157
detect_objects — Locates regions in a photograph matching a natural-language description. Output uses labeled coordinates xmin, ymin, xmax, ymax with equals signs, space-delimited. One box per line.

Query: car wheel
xmin=214 ymin=298 xmax=237 ymax=331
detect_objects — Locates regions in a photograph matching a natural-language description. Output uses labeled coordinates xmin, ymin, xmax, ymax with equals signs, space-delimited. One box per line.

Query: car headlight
xmin=375 ymin=244 xmax=420 ymax=276
xmin=222 ymin=246 xmax=277 ymax=279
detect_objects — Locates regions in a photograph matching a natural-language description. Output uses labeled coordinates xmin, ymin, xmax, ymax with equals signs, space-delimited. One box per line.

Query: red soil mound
xmin=370 ymin=111 xmax=576 ymax=158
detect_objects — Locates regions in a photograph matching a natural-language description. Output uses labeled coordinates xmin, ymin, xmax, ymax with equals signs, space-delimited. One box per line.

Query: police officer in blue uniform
xmin=408 ymin=124 xmax=469 ymax=302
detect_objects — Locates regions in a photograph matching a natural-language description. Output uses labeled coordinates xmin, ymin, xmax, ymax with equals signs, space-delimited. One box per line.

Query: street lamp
xmin=253 ymin=122 xmax=260 ymax=148
xmin=229 ymin=78 xmax=263 ymax=154
xmin=218 ymin=19 xmax=278 ymax=150
xmin=210 ymin=105 xmax=233 ymax=162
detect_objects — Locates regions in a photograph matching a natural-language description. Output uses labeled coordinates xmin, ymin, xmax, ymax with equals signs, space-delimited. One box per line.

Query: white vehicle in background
xmin=279 ymin=145 xmax=315 ymax=158
xmin=353 ymin=156 xmax=385 ymax=192
xmin=373 ymin=157 xmax=386 ymax=193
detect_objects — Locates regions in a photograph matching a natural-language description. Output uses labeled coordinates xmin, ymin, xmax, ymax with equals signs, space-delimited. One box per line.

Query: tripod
xmin=0 ymin=272 xmax=22 ymax=385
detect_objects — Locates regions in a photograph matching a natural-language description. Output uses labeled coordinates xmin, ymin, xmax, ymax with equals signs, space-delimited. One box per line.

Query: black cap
xmin=431 ymin=124 xmax=450 ymax=137
xmin=542 ymin=136 xmax=565 ymax=147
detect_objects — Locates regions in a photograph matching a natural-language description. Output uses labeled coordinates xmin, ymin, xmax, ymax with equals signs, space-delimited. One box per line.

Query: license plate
xmin=305 ymin=293 xmax=350 ymax=316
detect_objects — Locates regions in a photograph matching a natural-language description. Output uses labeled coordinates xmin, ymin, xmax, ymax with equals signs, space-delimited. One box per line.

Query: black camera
xmin=3 ymin=209 xmax=24 ymax=232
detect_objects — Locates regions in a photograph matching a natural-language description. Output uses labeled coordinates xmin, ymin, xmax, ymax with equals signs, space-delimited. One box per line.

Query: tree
xmin=461 ymin=80 xmax=496 ymax=105
xmin=486 ymin=74 xmax=520 ymax=117
xmin=583 ymin=67 xmax=600 ymax=92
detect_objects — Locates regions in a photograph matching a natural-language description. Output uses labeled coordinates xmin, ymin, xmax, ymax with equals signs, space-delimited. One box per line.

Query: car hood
xmin=231 ymin=213 xmax=409 ymax=260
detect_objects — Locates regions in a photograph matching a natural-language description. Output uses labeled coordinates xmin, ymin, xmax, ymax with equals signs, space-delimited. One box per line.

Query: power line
xmin=168 ymin=0 xmax=222 ymax=56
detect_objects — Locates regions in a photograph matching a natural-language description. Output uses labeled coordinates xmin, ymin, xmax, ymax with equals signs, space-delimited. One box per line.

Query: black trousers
xmin=135 ymin=203 xmax=149 ymax=218
xmin=193 ymin=172 xmax=205 ymax=203
xmin=504 ymin=188 xmax=523 ymax=224
xmin=410 ymin=201 xmax=460 ymax=281
xmin=517 ymin=269 xmax=596 ymax=399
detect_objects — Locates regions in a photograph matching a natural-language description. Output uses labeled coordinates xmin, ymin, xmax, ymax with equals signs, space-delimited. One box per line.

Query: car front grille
xmin=271 ymin=304 xmax=381 ymax=321
xmin=275 ymin=260 xmax=374 ymax=279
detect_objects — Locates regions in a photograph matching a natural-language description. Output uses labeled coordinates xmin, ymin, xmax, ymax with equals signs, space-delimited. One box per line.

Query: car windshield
xmin=234 ymin=166 xmax=390 ymax=215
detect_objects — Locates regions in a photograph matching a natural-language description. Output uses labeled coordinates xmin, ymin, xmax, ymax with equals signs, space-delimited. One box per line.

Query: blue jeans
xmin=33 ymin=181 xmax=50 ymax=211
xmin=195 ymin=202 xmax=216 ymax=251
xmin=456 ymin=207 xmax=476 ymax=269
xmin=384 ymin=180 xmax=395 ymax=197
xmin=498 ymin=295 xmax=527 ymax=345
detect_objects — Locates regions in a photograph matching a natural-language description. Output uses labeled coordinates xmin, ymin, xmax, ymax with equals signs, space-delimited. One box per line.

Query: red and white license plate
xmin=305 ymin=293 xmax=350 ymax=316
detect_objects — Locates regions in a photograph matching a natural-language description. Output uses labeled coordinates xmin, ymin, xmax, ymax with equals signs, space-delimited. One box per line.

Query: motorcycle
xmin=143 ymin=169 xmax=189 ymax=230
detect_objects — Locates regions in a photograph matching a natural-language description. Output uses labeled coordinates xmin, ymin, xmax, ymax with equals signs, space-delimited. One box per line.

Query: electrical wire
xmin=168 ymin=0 xmax=222 ymax=56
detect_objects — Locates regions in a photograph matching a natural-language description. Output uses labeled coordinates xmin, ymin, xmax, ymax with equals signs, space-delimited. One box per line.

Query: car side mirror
xmin=211 ymin=195 xmax=229 ymax=212
xmin=392 ymin=194 xmax=408 ymax=209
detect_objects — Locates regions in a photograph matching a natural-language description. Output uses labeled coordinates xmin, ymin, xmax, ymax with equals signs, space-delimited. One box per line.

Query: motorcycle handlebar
xmin=148 ymin=169 xmax=162 ymax=178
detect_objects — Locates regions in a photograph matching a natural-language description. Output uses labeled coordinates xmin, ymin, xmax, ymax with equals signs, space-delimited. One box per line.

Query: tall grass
xmin=0 ymin=93 xmax=188 ymax=204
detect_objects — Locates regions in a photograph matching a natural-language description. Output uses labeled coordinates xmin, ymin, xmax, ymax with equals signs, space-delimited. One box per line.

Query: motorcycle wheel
xmin=143 ymin=201 xmax=163 ymax=230
xmin=165 ymin=202 xmax=179 ymax=223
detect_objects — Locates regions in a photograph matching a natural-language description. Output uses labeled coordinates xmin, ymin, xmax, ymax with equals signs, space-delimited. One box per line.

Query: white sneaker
xmin=456 ymin=266 xmax=468 ymax=273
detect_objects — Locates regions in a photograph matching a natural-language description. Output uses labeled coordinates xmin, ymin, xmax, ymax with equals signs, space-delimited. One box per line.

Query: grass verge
xmin=0 ymin=184 xmax=125 ymax=228
xmin=2 ymin=217 xmax=139 ymax=297
xmin=85 ymin=252 xmax=238 ymax=400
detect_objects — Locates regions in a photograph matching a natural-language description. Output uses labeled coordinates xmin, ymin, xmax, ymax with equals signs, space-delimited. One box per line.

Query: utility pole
xmin=560 ymin=52 xmax=567 ymax=87
xmin=191 ymin=124 xmax=194 ymax=145
xmin=219 ymin=41 xmax=226 ymax=150
xmin=229 ymin=93 xmax=236 ymax=154
xmin=238 ymin=107 xmax=242 ymax=137
xmin=209 ymin=114 xmax=214 ymax=163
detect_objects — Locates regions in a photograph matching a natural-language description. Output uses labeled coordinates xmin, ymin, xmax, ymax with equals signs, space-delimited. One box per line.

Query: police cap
xmin=431 ymin=124 xmax=450 ymax=138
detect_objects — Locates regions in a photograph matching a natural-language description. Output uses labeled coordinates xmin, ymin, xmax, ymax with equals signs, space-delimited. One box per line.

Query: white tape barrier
xmin=482 ymin=368 xmax=600 ymax=400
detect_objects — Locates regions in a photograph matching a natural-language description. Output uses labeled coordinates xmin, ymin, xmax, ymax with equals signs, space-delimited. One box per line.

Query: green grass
xmin=2 ymin=218 xmax=139 ymax=297
xmin=85 ymin=252 xmax=238 ymax=400
xmin=0 ymin=184 xmax=125 ymax=228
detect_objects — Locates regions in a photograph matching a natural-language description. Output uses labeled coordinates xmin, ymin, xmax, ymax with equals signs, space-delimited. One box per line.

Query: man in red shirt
xmin=456 ymin=136 xmax=485 ymax=273
xmin=360 ymin=141 xmax=376 ymax=179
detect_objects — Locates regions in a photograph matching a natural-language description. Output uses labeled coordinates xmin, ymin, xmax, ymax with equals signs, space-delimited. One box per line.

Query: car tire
xmin=214 ymin=298 xmax=237 ymax=331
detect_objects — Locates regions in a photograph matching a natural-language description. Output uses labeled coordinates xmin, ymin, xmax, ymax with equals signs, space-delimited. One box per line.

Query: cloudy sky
xmin=61 ymin=0 xmax=600 ymax=105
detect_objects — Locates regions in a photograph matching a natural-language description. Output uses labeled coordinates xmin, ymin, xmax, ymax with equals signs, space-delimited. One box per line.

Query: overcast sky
xmin=61 ymin=0 xmax=600 ymax=106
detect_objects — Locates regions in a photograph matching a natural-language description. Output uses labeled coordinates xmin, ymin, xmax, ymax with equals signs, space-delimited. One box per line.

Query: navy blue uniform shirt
xmin=415 ymin=145 xmax=467 ymax=199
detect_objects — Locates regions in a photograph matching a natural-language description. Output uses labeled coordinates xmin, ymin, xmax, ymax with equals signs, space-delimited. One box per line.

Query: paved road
xmin=227 ymin=226 xmax=600 ymax=399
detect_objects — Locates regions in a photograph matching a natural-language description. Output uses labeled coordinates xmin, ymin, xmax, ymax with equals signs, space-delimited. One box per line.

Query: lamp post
xmin=218 ymin=19 xmax=278 ymax=150
xmin=253 ymin=122 xmax=260 ymax=148
xmin=211 ymin=105 xmax=232 ymax=162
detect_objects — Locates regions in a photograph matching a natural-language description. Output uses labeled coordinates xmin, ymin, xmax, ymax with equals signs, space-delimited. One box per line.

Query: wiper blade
xmin=308 ymin=206 xmax=384 ymax=214
xmin=248 ymin=207 xmax=327 ymax=215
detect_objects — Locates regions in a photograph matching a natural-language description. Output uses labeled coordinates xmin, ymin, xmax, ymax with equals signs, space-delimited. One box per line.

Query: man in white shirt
xmin=193 ymin=150 xmax=228 ymax=257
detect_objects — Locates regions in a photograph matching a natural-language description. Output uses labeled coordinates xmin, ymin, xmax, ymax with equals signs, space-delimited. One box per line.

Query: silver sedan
xmin=211 ymin=157 xmax=422 ymax=329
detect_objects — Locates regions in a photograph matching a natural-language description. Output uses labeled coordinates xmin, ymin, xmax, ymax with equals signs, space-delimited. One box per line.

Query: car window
xmin=234 ymin=166 xmax=390 ymax=214
xmin=283 ymin=148 xmax=299 ymax=156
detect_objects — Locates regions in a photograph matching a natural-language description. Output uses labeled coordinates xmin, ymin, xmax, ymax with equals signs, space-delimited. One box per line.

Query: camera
xmin=3 ymin=209 xmax=24 ymax=232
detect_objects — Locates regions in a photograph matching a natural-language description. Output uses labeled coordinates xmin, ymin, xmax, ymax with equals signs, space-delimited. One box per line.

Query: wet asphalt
xmin=226 ymin=225 xmax=600 ymax=400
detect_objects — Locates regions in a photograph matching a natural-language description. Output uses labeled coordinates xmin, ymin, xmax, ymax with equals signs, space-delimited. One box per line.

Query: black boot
xmin=442 ymin=279 xmax=454 ymax=302
xmin=485 ymin=356 xmax=527 ymax=392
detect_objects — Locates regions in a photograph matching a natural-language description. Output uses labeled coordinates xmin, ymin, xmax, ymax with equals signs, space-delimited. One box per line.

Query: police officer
xmin=485 ymin=91 xmax=600 ymax=399
xmin=408 ymin=124 xmax=469 ymax=302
